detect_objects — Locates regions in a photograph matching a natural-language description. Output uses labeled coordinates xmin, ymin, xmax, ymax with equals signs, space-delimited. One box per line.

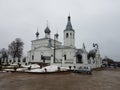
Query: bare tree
xmin=8 ymin=38 xmax=24 ymax=62
xmin=0 ymin=48 xmax=8 ymax=64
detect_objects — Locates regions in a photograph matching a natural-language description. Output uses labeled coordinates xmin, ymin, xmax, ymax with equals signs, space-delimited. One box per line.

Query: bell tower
xmin=64 ymin=15 xmax=75 ymax=47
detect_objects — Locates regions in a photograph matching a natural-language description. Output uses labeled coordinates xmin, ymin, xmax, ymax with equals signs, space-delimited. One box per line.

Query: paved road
xmin=0 ymin=69 xmax=120 ymax=90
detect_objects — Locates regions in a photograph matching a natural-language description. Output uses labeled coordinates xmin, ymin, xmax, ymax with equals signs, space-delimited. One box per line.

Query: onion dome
xmin=44 ymin=26 xmax=51 ymax=34
xmin=36 ymin=31 xmax=39 ymax=36
xmin=55 ymin=33 xmax=59 ymax=38
xmin=35 ymin=28 xmax=39 ymax=39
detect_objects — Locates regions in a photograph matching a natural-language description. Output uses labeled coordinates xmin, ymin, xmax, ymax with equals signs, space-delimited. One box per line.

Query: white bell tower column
xmin=64 ymin=15 xmax=75 ymax=47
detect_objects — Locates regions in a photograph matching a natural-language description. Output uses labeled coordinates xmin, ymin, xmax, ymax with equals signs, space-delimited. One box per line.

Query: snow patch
xmin=22 ymin=64 xmax=40 ymax=69
xmin=28 ymin=65 xmax=68 ymax=73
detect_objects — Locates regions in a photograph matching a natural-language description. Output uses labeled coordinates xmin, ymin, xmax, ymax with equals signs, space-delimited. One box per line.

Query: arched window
xmin=66 ymin=33 xmax=68 ymax=38
xmin=64 ymin=55 xmax=66 ymax=60
xmin=32 ymin=55 xmax=34 ymax=60
xmin=70 ymin=33 xmax=72 ymax=38
xmin=73 ymin=33 xmax=74 ymax=39
xmin=76 ymin=54 xmax=82 ymax=63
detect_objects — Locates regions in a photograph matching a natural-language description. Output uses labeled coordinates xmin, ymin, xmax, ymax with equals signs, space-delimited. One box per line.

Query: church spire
xmin=46 ymin=20 xmax=48 ymax=27
xmin=83 ymin=43 xmax=86 ymax=49
xmin=65 ymin=15 xmax=74 ymax=31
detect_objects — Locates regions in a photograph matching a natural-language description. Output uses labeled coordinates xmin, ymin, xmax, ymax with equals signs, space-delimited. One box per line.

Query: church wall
xmin=28 ymin=47 xmax=53 ymax=63
xmin=55 ymin=48 xmax=75 ymax=62
xmin=31 ymin=40 xmax=49 ymax=49
xmin=63 ymin=49 xmax=75 ymax=61
xmin=31 ymin=39 xmax=62 ymax=50
xmin=51 ymin=40 xmax=62 ymax=47
xmin=34 ymin=51 xmax=41 ymax=62
xmin=64 ymin=31 xmax=75 ymax=47
xmin=55 ymin=49 xmax=62 ymax=62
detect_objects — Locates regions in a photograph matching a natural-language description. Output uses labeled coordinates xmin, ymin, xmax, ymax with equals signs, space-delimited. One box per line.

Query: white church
xmin=27 ymin=16 xmax=102 ymax=69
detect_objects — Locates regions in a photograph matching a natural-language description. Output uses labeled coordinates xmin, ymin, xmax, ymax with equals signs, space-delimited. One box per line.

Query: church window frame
xmin=32 ymin=55 xmax=34 ymax=60
xmin=76 ymin=54 xmax=82 ymax=63
xmin=66 ymin=33 xmax=68 ymax=38
xmin=70 ymin=33 xmax=72 ymax=38
xmin=64 ymin=54 xmax=67 ymax=60
xmin=70 ymin=33 xmax=72 ymax=36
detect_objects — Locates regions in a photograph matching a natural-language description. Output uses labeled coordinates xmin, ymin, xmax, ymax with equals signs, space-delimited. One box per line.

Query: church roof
xmin=76 ymin=49 xmax=88 ymax=55
xmin=64 ymin=15 xmax=74 ymax=31
xmin=55 ymin=33 xmax=59 ymax=38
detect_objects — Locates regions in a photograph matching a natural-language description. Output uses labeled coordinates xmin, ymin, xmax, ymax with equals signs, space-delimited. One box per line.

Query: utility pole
xmin=54 ymin=34 xmax=56 ymax=63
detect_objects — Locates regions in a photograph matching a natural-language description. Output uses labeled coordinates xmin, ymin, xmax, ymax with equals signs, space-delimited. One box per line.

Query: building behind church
xmin=27 ymin=15 xmax=102 ymax=69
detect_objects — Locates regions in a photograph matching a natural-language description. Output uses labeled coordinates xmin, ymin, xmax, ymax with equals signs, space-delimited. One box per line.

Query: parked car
xmin=74 ymin=66 xmax=92 ymax=75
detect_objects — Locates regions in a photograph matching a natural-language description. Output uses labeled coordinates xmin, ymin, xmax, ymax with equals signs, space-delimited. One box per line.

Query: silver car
xmin=74 ymin=66 xmax=92 ymax=75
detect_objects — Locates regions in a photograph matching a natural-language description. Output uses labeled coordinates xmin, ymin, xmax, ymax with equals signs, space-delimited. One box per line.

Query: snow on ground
xmin=42 ymin=65 xmax=58 ymax=72
xmin=2 ymin=64 xmax=69 ymax=73
xmin=6 ymin=66 xmax=15 ymax=68
xmin=28 ymin=65 xmax=68 ymax=73
xmin=10 ymin=63 xmax=18 ymax=66
xmin=22 ymin=64 xmax=40 ymax=69
xmin=4 ymin=69 xmax=14 ymax=72
xmin=60 ymin=67 xmax=69 ymax=71
xmin=17 ymin=68 xmax=28 ymax=71
xmin=28 ymin=69 xmax=44 ymax=72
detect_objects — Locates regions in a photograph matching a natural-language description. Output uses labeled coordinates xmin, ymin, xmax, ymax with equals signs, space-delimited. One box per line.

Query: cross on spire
xmin=47 ymin=20 xmax=48 ymax=26
xmin=68 ymin=12 xmax=71 ymax=21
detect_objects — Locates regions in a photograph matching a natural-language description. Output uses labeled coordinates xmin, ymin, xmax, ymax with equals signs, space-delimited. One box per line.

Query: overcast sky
xmin=0 ymin=0 xmax=120 ymax=61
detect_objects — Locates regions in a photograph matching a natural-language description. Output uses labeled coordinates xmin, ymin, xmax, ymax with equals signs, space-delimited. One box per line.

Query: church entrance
xmin=76 ymin=54 xmax=82 ymax=63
